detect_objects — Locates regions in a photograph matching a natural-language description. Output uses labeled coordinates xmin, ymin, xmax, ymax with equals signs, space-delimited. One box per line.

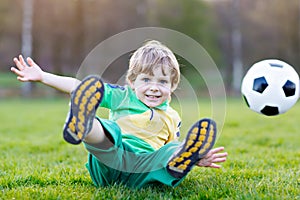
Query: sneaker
xmin=63 ymin=75 xmax=104 ymax=144
xmin=166 ymin=118 xmax=217 ymax=178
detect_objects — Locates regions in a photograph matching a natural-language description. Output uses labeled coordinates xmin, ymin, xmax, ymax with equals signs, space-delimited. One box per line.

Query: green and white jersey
xmin=100 ymin=83 xmax=181 ymax=150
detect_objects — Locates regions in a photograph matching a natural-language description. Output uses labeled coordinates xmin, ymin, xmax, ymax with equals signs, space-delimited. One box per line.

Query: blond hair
xmin=126 ymin=40 xmax=180 ymax=92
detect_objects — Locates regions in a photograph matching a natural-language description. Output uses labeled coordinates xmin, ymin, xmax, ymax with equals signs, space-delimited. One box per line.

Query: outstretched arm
xmin=11 ymin=55 xmax=80 ymax=94
xmin=196 ymin=146 xmax=228 ymax=168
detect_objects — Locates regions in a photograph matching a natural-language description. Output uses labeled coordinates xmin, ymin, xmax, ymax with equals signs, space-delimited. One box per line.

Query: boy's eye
xmin=142 ymin=78 xmax=150 ymax=82
xmin=159 ymin=80 xmax=168 ymax=84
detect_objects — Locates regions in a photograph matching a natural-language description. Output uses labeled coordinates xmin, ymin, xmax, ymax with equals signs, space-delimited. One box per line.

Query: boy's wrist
xmin=40 ymin=71 xmax=46 ymax=83
xmin=40 ymin=71 xmax=52 ymax=85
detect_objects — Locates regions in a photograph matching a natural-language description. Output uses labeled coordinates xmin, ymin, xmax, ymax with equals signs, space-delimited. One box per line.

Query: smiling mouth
xmin=145 ymin=94 xmax=161 ymax=99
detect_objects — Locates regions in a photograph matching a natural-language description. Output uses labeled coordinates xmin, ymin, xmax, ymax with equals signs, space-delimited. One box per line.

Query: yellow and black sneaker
xmin=63 ymin=75 xmax=104 ymax=144
xmin=167 ymin=118 xmax=217 ymax=178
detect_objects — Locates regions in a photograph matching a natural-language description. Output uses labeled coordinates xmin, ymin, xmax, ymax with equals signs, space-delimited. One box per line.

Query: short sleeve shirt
xmin=100 ymin=83 xmax=181 ymax=150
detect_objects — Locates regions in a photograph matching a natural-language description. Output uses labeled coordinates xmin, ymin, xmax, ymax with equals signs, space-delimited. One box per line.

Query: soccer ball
xmin=241 ymin=59 xmax=299 ymax=116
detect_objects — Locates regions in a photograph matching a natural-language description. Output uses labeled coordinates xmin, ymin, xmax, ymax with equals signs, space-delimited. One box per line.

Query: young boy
xmin=11 ymin=40 xmax=227 ymax=188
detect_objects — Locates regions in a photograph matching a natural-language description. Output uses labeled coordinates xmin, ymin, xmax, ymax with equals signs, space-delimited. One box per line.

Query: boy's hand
xmin=196 ymin=147 xmax=228 ymax=168
xmin=11 ymin=55 xmax=43 ymax=82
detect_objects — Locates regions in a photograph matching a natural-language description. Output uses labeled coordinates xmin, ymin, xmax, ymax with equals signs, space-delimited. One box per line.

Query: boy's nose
xmin=149 ymin=84 xmax=159 ymax=92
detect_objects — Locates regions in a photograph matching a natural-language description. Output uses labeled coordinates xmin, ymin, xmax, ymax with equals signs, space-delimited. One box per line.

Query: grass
xmin=0 ymin=73 xmax=21 ymax=88
xmin=0 ymin=98 xmax=299 ymax=199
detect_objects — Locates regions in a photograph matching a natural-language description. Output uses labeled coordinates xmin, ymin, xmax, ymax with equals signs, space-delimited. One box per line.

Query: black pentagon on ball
xmin=253 ymin=76 xmax=268 ymax=93
xmin=282 ymin=80 xmax=296 ymax=97
xmin=260 ymin=105 xmax=279 ymax=116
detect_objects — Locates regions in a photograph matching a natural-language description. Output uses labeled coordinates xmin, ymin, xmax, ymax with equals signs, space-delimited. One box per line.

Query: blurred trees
xmin=1 ymin=0 xmax=219 ymax=93
xmin=0 ymin=0 xmax=299 ymax=94
xmin=0 ymin=0 xmax=22 ymax=70
xmin=213 ymin=0 xmax=300 ymax=92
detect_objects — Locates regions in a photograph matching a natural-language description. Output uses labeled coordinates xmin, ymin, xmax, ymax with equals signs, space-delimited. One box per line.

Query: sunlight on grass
xmin=0 ymin=98 xmax=299 ymax=199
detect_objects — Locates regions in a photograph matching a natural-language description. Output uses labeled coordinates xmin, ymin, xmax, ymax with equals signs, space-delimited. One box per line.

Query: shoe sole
xmin=63 ymin=75 xmax=104 ymax=144
xmin=167 ymin=118 xmax=217 ymax=178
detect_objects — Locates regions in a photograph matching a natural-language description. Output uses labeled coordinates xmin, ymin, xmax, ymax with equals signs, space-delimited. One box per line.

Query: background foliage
xmin=1 ymin=0 xmax=299 ymax=95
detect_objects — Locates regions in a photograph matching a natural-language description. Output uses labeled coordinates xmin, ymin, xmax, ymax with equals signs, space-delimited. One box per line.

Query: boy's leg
xmin=166 ymin=118 xmax=217 ymax=178
xmin=63 ymin=75 xmax=108 ymax=146
xmin=83 ymin=118 xmax=114 ymax=149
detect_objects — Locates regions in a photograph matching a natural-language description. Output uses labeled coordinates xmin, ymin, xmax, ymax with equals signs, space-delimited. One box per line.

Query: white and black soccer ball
xmin=241 ymin=59 xmax=299 ymax=116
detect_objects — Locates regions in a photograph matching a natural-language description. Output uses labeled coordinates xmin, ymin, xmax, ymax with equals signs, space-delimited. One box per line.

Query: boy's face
xmin=130 ymin=67 xmax=172 ymax=108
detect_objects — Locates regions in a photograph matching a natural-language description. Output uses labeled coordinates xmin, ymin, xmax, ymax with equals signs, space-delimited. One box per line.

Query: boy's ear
xmin=128 ymin=80 xmax=135 ymax=90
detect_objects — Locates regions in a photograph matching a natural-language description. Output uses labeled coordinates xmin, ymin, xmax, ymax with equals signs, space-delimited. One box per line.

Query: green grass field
xmin=0 ymin=98 xmax=299 ymax=199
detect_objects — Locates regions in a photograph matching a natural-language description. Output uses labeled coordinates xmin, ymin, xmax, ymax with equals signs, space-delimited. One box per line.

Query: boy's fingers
xmin=19 ymin=55 xmax=30 ymax=69
xmin=215 ymin=152 xmax=228 ymax=158
xmin=11 ymin=67 xmax=19 ymax=73
xmin=17 ymin=76 xmax=28 ymax=82
xmin=213 ymin=157 xmax=227 ymax=163
xmin=210 ymin=147 xmax=225 ymax=154
xmin=13 ymin=58 xmax=25 ymax=71
xmin=19 ymin=55 xmax=26 ymax=66
xmin=27 ymin=57 xmax=35 ymax=66
xmin=209 ymin=163 xmax=221 ymax=168
xmin=11 ymin=67 xmax=24 ymax=77
xmin=203 ymin=147 xmax=225 ymax=158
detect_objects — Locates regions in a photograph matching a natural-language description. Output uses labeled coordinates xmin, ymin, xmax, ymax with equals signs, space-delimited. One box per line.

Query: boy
xmin=11 ymin=40 xmax=227 ymax=188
